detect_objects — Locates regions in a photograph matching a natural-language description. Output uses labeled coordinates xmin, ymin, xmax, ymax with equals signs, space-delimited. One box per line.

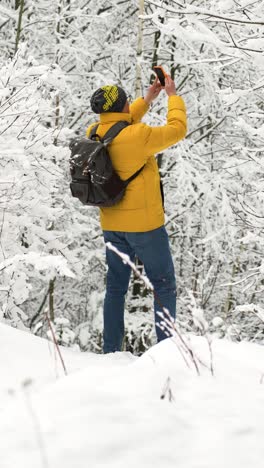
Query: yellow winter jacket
xmin=86 ymin=95 xmax=187 ymax=232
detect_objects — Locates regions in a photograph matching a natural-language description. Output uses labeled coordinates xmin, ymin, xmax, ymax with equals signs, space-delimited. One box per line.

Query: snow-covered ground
xmin=1 ymin=322 xmax=264 ymax=468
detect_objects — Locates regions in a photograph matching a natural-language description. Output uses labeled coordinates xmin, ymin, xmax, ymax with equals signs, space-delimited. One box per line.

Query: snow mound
xmin=1 ymin=323 xmax=264 ymax=468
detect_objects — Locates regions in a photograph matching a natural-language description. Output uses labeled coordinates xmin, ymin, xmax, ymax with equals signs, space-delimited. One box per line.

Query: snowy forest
xmin=1 ymin=0 xmax=264 ymax=354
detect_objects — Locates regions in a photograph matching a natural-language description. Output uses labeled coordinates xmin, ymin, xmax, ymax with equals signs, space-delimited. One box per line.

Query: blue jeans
xmin=103 ymin=226 xmax=176 ymax=353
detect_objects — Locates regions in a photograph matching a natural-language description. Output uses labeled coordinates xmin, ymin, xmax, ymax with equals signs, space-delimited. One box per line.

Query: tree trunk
xmin=15 ymin=0 xmax=25 ymax=54
xmin=54 ymin=1 xmax=62 ymax=146
xmin=130 ymin=0 xmax=145 ymax=311
xmin=49 ymin=278 xmax=56 ymax=322
xmin=135 ymin=0 xmax=144 ymax=98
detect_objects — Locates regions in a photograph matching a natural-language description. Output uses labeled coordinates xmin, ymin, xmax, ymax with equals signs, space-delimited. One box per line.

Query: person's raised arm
xmin=129 ymin=77 xmax=162 ymax=123
xmin=142 ymin=75 xmax=187 ymax=156
xmin=143 ymin=77 xmax=162 ymax=106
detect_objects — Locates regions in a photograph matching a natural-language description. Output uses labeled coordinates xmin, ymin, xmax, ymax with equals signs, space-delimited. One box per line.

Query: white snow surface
xmin=1 ymin=323 xmax=264 ymax=468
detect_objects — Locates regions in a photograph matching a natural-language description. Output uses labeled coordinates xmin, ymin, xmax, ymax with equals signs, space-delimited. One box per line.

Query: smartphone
xmin=153 ymin=66 xmax=167 ymax=87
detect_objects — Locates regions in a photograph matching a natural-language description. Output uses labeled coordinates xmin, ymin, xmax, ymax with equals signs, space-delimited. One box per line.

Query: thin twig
xmin=160 ymin=377 xmax=175 ymax=402
xmin=190 ymin=117 xmax=226 ymax=147
xmin=0 ymin=116 xmax=19 ymax=136
xmin=225 ymin=22 xmax=263 ymax=53
xmin=145 ymin=0 xmax=264 ymax=25
xmin=22 ymin=380 xmax=49 ymax=468
xmin=30 ymin=288 xmax=50 ymax=329
xmin=45 ymin=313 xmax=67 ymax=376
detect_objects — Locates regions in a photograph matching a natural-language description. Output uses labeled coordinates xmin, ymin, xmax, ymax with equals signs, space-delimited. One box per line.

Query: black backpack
xmin=69 ymin=121 xmax=145 ymax=207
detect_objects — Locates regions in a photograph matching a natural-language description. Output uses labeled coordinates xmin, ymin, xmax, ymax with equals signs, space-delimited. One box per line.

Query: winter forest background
xmin=0 ymin=0 xmax=264 ymax=354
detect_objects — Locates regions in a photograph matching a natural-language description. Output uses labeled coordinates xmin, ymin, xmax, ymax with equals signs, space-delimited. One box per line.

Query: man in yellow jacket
xmin=88 ymin=76 xmax=187 ymax=353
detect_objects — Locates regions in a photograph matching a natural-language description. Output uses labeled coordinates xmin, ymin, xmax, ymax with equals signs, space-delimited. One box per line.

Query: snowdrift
xmin=1 ymin=323 xmax=264 ymax=468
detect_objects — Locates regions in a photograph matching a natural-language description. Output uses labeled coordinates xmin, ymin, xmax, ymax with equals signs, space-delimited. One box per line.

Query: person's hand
xmin=165 ymin=75 xmax=177 ymax=96
xmin=144 ymin=77 xmax=162 ymax=105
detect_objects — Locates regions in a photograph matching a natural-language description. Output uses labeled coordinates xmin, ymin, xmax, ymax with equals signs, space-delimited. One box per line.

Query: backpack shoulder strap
xmin=103 ymin=121 xmax=145 ymax=184
xmin=124 ymin=165 xmax=145 ymax=185
xmin=89 ymin=124 xmax=99 ymax=138
xmin=89 ymin=120 xmax=145 ymax=186
xmin=102 ymin=121 xmax=130 ymax=145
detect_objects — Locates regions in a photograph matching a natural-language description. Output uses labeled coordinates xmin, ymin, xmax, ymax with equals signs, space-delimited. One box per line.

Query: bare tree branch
xmin=145 ymin=0 xmax=264 ymax=25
